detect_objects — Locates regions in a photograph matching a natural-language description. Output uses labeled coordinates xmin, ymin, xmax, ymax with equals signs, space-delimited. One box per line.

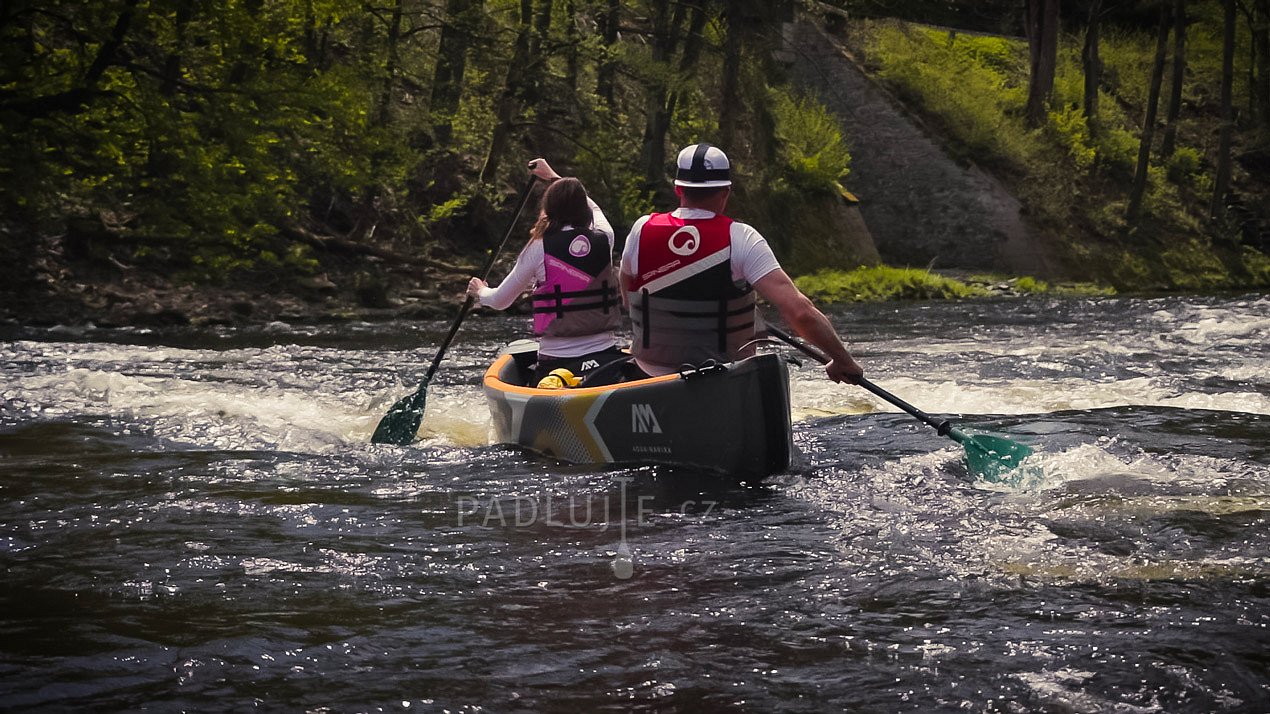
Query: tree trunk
xmin=431 ymin=0 xmax=481 ymax=145
xmin=1127 ymin=4 xmax=1172 ymax=223
xmin=1210 ymin=0 xmax=1237 ymax=219
xmin=481 ymin=0 xmax=533 ymax=184
xmin=663 ymin=3 xmax=709 ymax=128
xmin=1252 ymin=0 xmax=1270 ymax=138
xmin=638 ymin=1 xmax=689 ymax=194
xmin=564 ymin=0 xmax=579 ymax=91
xmin=522 ymin=0 xmax=554 ymax=105
xmin=1024 ymin=0 xmax=1060 ymax=127
xmin=1159 ymin=0 xmax=1187 ymax=158
xmin=1082 ymin=0 xmax=1103 ymax=136
xmin=374 ymin=0 xmax=404 ymax=128
xmin=160 ymin=2 xmax=192 ymax=96
xmin=595 ymin=0 xmax=620 ymax=105
xmin=719 ymin=0 xmax=745 ymax=148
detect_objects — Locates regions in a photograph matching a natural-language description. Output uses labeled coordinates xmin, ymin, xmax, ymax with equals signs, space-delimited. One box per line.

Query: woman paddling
xmin=467 ymin=159 xmax=625 ymax=385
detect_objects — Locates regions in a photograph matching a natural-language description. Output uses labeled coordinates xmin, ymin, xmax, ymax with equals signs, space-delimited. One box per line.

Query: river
xmin=1 ymin=294 xmax=1267 ymax=712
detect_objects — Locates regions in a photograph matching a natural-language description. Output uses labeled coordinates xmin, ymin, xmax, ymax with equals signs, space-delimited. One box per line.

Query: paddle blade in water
xmin=370 ymin=385 xmax=426 ymax=445
xmin=963 ymin=434 xmax=1034 ymax=482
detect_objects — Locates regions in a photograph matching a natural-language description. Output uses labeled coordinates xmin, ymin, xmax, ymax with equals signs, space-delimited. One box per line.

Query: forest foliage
xmin=0 ymin=0 xmax=856 ymax=285
xmin=1 ymin=0 xmax=1267 ymax=300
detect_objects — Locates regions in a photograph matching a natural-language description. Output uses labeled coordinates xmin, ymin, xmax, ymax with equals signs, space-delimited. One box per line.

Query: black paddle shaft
xmin=420 ymin=171 xmax=539 ymax=384
xmin=765 ymin=324 xmax=955 ymax=437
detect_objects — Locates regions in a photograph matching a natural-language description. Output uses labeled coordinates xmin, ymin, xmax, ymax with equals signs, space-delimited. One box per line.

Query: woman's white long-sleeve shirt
xmin=476 ymin=197 xmax=619 ymax=358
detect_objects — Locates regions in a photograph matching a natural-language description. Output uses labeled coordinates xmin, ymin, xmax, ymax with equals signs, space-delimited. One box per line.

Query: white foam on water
xmin=789 ymin=370 xmax=1270 ymax=418
xmin=2 ymin=340 xmax=502 ymax=453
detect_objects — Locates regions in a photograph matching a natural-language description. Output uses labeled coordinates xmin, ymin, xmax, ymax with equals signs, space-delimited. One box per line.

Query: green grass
xmin=795 ymin=265 xmax=990 ymax=303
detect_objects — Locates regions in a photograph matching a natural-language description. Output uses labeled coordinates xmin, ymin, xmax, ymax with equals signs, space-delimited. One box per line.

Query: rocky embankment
xmin=787 ymin=17 xmax=1066 ymax=278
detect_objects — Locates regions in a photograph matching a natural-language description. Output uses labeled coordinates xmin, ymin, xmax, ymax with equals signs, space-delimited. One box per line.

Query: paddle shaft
xmin=420 ymin=172 xmax=538 ymax=385
xmin=764 ymin=324 xmax=964 ymax=443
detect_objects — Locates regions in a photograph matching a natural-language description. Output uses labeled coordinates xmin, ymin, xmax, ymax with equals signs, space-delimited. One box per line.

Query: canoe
xmin=483 ymin=347 xmax=793 ymax=478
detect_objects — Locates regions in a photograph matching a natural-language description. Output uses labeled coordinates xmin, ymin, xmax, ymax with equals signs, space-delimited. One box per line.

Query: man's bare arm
xmin=753 ymin=269 xmax=863 ymax=383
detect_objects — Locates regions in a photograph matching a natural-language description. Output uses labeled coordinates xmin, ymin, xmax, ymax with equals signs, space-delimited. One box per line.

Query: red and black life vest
xmin=627 ymin=212 xmax=757 ymax=370
xmin=530 ymin=226 xmax=620 ymax=338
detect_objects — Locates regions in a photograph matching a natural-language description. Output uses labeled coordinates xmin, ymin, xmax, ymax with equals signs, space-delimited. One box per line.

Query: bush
xmin=1166 ymin=146 xmax=1202 ymax=185
xmin=770 ymin=89 xmax=852 ymax=195
xmin=1048 ymin=105 xmax=1096 ymax=171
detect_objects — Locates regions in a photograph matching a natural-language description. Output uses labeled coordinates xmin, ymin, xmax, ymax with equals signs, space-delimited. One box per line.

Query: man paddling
xmin=619 ymin=142 xmax=864 ymax=383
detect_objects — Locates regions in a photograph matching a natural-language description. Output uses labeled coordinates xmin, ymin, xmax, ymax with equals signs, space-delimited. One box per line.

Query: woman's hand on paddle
xmin=528 ymin=158 xmax=560 ymax=182
xmin=466 ymin=277 xmax=488 ymax=300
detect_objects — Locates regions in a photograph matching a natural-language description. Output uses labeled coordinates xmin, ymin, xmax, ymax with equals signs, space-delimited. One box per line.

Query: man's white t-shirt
xmin=620 ymin=207 xmax=782 ymax=374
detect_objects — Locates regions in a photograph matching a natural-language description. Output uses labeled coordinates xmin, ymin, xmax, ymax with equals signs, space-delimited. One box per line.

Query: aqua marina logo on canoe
xmin=631 ymin=403 xmax=662 ymax=434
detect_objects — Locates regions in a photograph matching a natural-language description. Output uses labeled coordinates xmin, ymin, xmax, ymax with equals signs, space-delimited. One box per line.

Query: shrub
xmin=1048 ymin=105 xmax=1096 ymax=171
xmin=770 ymin=89 xmax=852 ymax=195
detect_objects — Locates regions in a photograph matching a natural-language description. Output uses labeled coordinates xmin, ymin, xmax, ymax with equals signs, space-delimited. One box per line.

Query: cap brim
xmin=674 ymin=179 xmax=732 ymax=188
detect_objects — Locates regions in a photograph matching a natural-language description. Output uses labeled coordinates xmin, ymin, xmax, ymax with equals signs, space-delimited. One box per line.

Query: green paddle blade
xmin=370 ymin=383 xmax=427 ymax=445
xmin=962 ymin=434 xmax=1034 ymax=482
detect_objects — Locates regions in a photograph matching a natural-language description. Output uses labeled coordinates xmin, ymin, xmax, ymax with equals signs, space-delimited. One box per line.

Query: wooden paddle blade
xmin=370 ymin=386 xmax=426 ymax=445
xmin=963 ymin=434 xmax=1034 ymax=482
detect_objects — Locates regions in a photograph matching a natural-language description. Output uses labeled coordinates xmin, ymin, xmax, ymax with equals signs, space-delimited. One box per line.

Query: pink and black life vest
xmin=627 ymin=212 xmax=757 ymax=370
xmin=530 ymin=226 xmax=620 ymax=338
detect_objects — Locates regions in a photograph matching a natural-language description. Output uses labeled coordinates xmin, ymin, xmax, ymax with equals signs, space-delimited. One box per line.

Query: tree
xmin=1241 ymin=0 xmax=1270 ymax=140
xmin=1127 ymin=2 xmax=1171 ymax=223
xmin=1024 ymin=0 xmax=1060 ymax=127
xmin=431 ymin=0 xmax=484 ymax=145
xmin=638 ymin=1 xmax=692 ymax=195
xmin=481 ymin=0 xmax=534 ymax=184
xmin=1159 ymin=0 xmax=1186 ymax=158
xmin=595 ymin=0 xmax=621 ymax=105
xmin=1210 ymin=0 xmax=1237 ymax=218
xmin=1082 ymin=0 xmax=1104 ymax=135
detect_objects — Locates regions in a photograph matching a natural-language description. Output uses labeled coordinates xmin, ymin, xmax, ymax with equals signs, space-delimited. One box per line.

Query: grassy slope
xmin=820 ymin=13 xmax=1270 ymax=295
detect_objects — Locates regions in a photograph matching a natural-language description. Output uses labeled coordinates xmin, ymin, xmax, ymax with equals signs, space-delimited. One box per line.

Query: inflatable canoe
xmin=483 ymin=348 xmax=793 ymax=478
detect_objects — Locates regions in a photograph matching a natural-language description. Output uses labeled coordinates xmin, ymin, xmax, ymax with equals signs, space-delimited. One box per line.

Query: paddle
xmin=371 ymin=169 xmax=539 ymax=445
xmin=764 ymin=324 xmax=1033 ymax=481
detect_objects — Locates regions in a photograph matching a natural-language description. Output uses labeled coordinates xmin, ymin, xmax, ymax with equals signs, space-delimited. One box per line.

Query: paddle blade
xmin=370 ymin=384 xmax=427 ymax=445
xmin=963 ymin=434 xmax=1034 ymax=482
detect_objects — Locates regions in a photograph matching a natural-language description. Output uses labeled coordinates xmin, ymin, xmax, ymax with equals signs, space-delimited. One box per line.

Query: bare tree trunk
xmin=481 ymin=0 xmax=533 ymax=184
xmin=1127 ymin=4 xmax=1172 ymax=223
xmin=1024 ymin=0 xmax=1060 ymax=127
xmin=1210 ymin=0 xmax=1237 ymax=219
xmin=1082 ymin=0 xmax=1103 ymax=136
xmin=431 ymin=0 xmax=482 ymax=145
xmin=1159 ymin=0 xmax=1187 ymax=158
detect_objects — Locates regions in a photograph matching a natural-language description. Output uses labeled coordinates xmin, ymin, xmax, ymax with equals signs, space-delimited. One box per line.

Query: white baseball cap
xmin=674 ymin=143 xmax=732 ymax=187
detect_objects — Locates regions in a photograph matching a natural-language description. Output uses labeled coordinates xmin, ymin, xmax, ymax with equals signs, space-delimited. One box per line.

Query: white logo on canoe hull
xmin=631 ymin=403 xmax=662 ymax=434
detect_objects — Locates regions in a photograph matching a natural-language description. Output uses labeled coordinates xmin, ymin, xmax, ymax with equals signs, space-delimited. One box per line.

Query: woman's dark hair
xmin=529 ymin=177 xmax=592 ymax=243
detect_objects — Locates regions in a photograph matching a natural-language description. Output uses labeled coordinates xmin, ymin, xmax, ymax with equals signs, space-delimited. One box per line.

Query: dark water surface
xmin=1 ymin=295 xmax=1267 ymax=712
